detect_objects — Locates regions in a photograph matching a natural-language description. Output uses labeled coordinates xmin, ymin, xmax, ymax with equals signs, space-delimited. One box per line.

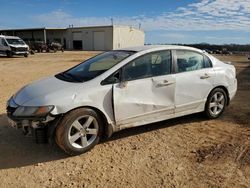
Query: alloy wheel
xmin=209 ymin=91 xmax=225 ymax=116
xmin=68 ymin=115 xmax=98 ymax=149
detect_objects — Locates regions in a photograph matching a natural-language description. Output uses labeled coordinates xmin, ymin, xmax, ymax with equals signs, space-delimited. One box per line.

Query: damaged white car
xmin=7 ymin=45 xmax=237 ymax=155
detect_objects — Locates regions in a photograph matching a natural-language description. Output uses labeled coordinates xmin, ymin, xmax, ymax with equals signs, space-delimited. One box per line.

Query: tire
xmin=55 ymin=108 xmax=104 ymax=155
xmin=205 ymin=88 xmax=227 ymax=119
xmin=24 ymin=54 xmax=28 ymax=58
xmin=6 ymin=51 xmax=13 ymax=58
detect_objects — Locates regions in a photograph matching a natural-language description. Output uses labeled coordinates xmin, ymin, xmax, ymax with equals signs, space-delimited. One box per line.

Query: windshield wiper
xmin=56 ymin=72 xmax=81 ymax=82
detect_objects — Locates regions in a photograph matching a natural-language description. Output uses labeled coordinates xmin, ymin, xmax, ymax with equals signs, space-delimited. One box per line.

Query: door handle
xmin=200 ymin=73 xmax=210 ymax=79
xmin=156 ymin=80 xmax=174 ymax=87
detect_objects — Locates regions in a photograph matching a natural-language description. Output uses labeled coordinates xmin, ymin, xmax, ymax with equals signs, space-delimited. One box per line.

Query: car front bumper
xmin=12 ymin=51 xmax=29 ymax=56
xmin=229 ymin=78 xmax=237 ymax=101
xmin=6 ymin=98 xmax=55 ymax=131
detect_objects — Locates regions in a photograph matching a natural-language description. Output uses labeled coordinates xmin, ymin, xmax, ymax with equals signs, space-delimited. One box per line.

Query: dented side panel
xmin=113 ymin=75 xmax=175 ymax=126
xmin=16 ymin=78 xmax=115 ymax=124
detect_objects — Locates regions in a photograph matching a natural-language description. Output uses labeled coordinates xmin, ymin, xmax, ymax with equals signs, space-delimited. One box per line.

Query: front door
xmin=113 ymin=50 xmax=176 ymax=127
xmin=0 ymin=38 xmax=8 ymax=54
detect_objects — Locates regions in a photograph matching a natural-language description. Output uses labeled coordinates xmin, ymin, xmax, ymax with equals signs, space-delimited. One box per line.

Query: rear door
xmin=174 ymin=50 xmax=215 ymax=113
xmin=113 ymin=50 xmax=176 ymax=126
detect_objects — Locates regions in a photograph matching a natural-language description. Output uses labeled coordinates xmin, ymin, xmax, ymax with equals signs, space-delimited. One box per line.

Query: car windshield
xmin=6 ymin=38 xmax=25 ymax=45
xmin=56 ymin=50 xmax=134 ymax=82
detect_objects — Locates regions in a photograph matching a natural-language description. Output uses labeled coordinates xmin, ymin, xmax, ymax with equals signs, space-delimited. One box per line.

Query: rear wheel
xmin=55 ymin=108 xmax=103 ymax=155
xmin=205 ymin=88 xmax=227 ymax=119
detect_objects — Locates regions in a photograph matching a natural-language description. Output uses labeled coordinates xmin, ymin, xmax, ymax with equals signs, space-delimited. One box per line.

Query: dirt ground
xmin=0 ymin=52 xmax=249 ymax=188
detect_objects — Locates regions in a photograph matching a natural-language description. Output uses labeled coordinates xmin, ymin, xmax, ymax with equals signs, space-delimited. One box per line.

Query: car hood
xmin=9 ymin=44 xmax=28 ymax=48
xmin=13 ymin=76 xmax=79 ymax=106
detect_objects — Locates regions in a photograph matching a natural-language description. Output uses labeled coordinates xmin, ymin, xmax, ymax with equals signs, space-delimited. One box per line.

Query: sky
xmin=0 ymin=0 xmax=250 ymax=44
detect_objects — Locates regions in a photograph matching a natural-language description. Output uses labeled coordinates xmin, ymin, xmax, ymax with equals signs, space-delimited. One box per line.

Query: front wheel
xmin=205 ymin=88 xmax=227 ymax=119
xmin=6 ymin=51 xmax=13 ymax=58
xmin=55 ymin=108 xmax=103 ymax=155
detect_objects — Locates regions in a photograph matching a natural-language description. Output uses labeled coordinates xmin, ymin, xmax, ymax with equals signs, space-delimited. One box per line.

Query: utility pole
xmin=43 ymin=29 xmax=47 ymax=44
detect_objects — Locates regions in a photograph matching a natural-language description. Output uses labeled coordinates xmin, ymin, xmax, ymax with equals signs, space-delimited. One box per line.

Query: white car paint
xmin=8 ymin=45 xmax=237 ymax=136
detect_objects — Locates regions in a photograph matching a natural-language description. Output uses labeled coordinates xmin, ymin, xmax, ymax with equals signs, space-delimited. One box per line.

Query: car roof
xmin=0 ymin=35 xmax=20 ymax=39
xmin=119 ymin=45 xmax=203 ymax=53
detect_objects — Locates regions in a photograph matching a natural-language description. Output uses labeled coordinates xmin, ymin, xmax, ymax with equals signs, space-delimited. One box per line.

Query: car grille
xmin=16 ymin=47 xmax=28 ymax=52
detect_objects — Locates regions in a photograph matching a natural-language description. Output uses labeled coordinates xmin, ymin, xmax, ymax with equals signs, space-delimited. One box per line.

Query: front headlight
xmin=13 ymin=105 xmax=54 ymax=117
xmin=7 ymin=96 xmax=18 ymax=108
xmin=10 ymin=46 xmax=16 ymax=51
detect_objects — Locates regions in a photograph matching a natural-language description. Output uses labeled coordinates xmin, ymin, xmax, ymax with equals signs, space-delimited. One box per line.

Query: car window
xmin=58 ymin=51 xmax=134 ymax=82
xmin=6 ymin=38 xmax=25 ymax=45
xmin=101 ymin=70 xmax=120 ymax=85
xmin=89 ymin=55 xmax=123 ymax=71
xmin=0 ymin=38 xmax=4 ymax=46
xmin=176 ymin=50 xmax=205 ymax=73
xmin=123 ymin=50 xmax=171 ymax=81
xmin=204 ymin=55 xmax=213 ymax=68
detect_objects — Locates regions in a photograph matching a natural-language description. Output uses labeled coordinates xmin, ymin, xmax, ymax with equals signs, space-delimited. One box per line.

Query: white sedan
xmin=7 ymin=45 xmax=237 ymax=155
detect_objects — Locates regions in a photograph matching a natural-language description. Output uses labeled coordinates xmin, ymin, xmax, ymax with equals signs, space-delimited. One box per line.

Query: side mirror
xmin=101 ymin=71 xmax=121 ymax=85
xmin=109 ymin=77 xmax=119 ymax=83
xmin=101 ymin=76 xmax=119 ymax=85
xmin=3 ymin=41 xmax=8 ymax=46
xmin=119 ymin=81 xmax=128 ymax=88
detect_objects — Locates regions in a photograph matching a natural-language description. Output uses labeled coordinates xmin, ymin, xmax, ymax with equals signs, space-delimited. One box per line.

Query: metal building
xmin=0 ymin=25 xmax=145 ymax=50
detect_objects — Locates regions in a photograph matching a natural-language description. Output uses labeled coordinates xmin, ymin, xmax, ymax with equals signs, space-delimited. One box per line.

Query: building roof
xmin=0 ymin=25 xmax=143 ymax=32
xmin=0 ymin=34 xmax=20 ymax=39
xmin=0 ymin=27 xmax=66 ymax=32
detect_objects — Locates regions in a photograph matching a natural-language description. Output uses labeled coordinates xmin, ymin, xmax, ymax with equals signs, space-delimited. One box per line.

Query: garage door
xmin=73 ymin=32 xmax=82 ymax=40
xmin=93 ymin=31 xmax=105 ymax=50
xmin=73 ymin=41 xmax=82 ymax=50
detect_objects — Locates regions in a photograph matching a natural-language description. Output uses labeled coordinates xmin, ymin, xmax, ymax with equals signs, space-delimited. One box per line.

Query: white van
xmin=0 ymin=35 xmax=29 ymax=57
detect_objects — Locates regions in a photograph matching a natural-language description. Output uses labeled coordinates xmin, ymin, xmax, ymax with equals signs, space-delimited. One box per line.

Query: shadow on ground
xmin=0 ymin=112 xmax=206 ymax=170
xmin=107 ymin=112 xmax=206 ymax=143
xmin=0 ymin=114 xmax=67 ymax=170
xmin=0 ymin=55 xmax=21 ymax=59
